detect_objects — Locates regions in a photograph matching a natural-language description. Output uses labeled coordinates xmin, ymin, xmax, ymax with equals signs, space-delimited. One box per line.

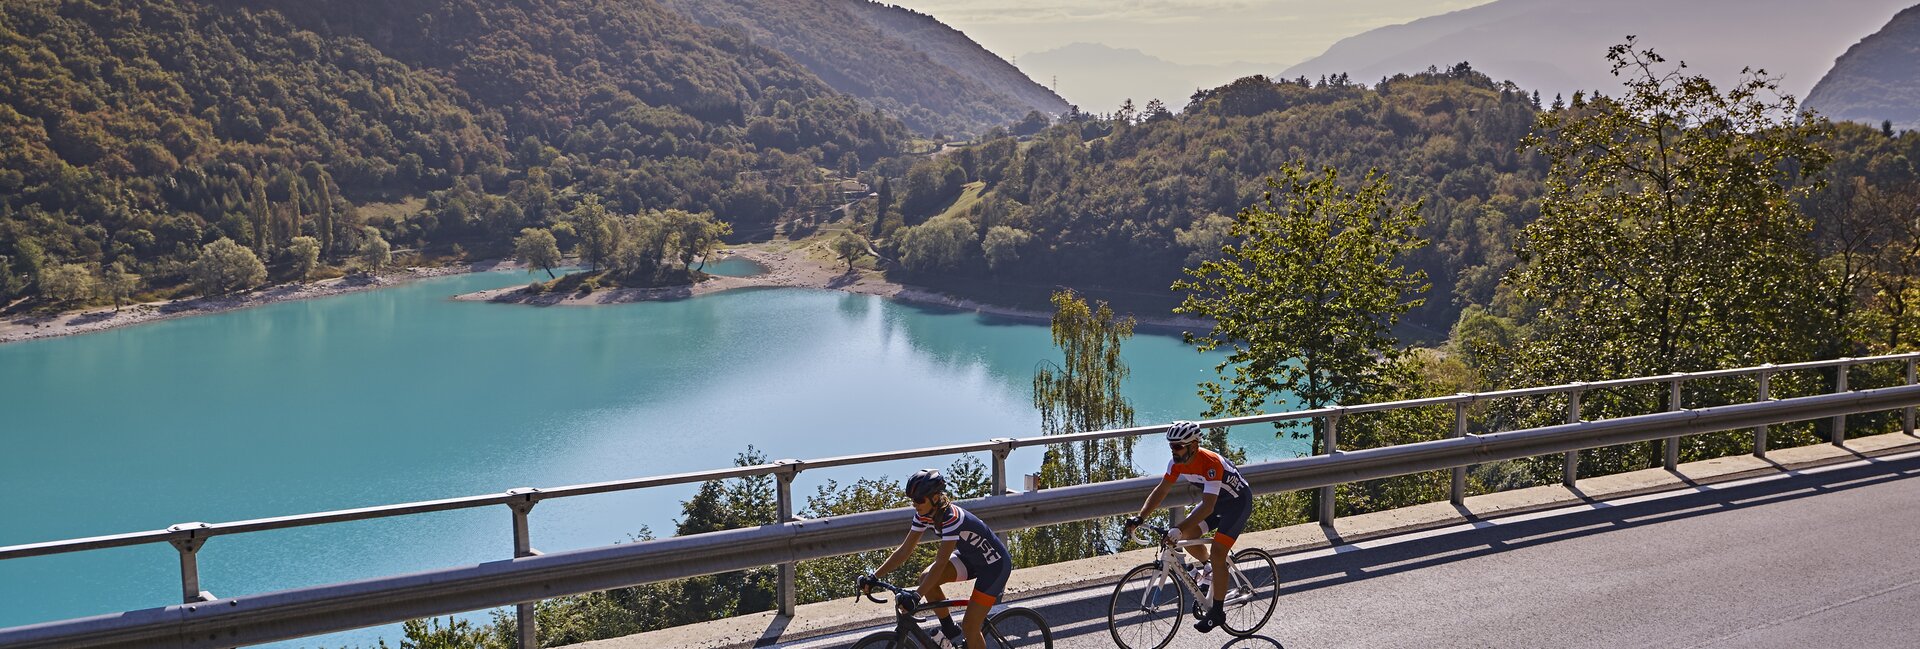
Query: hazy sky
xmin=886 ymin=0 xmax=1498 ymax=66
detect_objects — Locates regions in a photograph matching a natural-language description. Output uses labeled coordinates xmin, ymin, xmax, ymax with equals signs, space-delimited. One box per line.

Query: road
xmin=782 ymin=451 xmax=1920 ymax=648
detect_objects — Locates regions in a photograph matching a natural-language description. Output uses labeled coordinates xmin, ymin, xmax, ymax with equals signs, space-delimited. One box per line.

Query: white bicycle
xmin=1105 ymin=525 xmax=1279 ymax=649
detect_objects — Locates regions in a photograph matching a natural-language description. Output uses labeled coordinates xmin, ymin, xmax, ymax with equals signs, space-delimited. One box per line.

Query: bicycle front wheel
xmin=1220 ymin=547 xmax=1279 ymax=636
xmin=986 ymin=606 xmax=1053 ymax=648
xmin=1107 ymin=563 xmax=1185 ymax=649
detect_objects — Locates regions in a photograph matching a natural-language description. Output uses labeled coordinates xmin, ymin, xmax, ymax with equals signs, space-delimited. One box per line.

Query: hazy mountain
xmin=1016 ymin=43 xmax=1272 ymax=115
xmin=1807 ymin=5 xmax=1920 ymax=131
xmin=661 ymin=0 xmax=1066 ymax=136
xmin=842 ymin=2 xmax=1069 ymax=121
xmin=1284 ymin=0 xmax=1911 ymax=100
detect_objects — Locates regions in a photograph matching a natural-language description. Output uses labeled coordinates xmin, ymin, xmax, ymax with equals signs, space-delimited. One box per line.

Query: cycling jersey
xmin=1164 ymin=447 xmax=1250 ymax=501
xmin=909 ymin=503 xmax=1009 ymax=571
xmin=1166 ymin=447 xmax=1253 ymax=548
xmin=909 ymin=503 xmax=1011 ymax=605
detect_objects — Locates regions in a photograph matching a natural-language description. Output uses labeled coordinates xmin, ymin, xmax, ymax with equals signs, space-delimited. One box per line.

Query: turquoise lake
xmin=0 ymin=268 xmax=1306 ymax=647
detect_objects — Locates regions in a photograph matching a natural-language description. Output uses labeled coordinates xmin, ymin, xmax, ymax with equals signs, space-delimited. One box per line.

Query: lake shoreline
xmin=0 ymin=260 xmax=533 ymax=345
xmin=2 ymin=244 xmax=1210 ymax=345
xmin=455 ymin=246 xmax=1213 ymax=331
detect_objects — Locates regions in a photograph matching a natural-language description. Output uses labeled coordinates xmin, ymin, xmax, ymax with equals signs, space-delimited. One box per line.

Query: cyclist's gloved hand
xmin=1123 ymin=516 xmax=1144 ymax=530
xmin=856 ymin=573 xmax=876 ymax=594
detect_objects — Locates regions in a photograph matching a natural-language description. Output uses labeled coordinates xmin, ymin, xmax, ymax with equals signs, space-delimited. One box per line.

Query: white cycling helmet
xmin=1165 ymin=420 xmax=1202 ymax=445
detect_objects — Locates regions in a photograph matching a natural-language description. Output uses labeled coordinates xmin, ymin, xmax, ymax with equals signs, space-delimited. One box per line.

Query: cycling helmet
xmin=905 ymin=469 xmax=946 ymax=501
xmin=1165 ymin=420 xmax=1202 ymax=445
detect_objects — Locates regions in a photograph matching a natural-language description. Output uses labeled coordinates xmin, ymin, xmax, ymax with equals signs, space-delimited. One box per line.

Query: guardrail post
xmin=1907 ymin=358 xmax=1916 ymax=437
xmin=1832 ymin=359 xmax=1852 ymax=446
xmin=1451 ymin=396 xmax=1469 ymax=506
xmin=506 ymin=488 xmax=541 ymax=649
xmin=989 ymin=439 xmax=1015 ymax=495
xmin=1755 ymin=367 xmax=1773 ymax=457
xmin=1318 ymin=409 xmax=1342 ymax=526
xmin=775 ymin=459 xmax=803 ymax=617
xmin=166 ymin=523 xmax=214 ymax=604
xmin=1564 ymin=385 xmax=1585 ymax=487
xmin=1664 ymin=374 xmax=1685 ymax=470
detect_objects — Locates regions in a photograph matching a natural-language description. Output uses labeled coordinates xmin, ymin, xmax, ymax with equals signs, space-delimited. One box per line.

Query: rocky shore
xmin=0 ymin=261 xmax=513 ymax=344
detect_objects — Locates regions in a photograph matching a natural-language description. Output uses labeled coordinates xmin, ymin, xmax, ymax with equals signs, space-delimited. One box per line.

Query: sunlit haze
xmin=885 ymin=0 xmax=1498 ymax=68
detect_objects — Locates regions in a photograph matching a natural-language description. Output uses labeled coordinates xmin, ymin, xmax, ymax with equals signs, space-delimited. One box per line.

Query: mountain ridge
xmin=1807 ymin=4 xmax=1920 ymax=131
xmin=1284 ymin=0 xmax=1911 ymax=100
xmin=659 ymin=0 xmax=1066 ymax=136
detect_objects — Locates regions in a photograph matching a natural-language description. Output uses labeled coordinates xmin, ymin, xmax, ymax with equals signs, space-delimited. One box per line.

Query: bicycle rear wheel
xmin=854 ymin=629 xmax=940 ymax=648
xmin=986 ymin=606 xmax=1053 ymax=648
xmin=1220 ymin=547 xmax=1279 ymax=636
xmin=849 ymin=630 xmax=902 ymax=649
xmin=1106 ymin=563 xmax=1185 ymax=649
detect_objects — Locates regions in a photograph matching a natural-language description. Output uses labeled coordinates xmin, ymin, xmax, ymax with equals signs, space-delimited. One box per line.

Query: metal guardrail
xmin=7 ymin=382 xmax=1920 ymax=649
xmin=3 ymin=353 xmax=1917 ymax=648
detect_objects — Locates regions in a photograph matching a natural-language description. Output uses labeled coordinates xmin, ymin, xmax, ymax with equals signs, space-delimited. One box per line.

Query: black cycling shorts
xmin=950 ymin=555 xmax=1009 ymax=606
xmin=1199 ymin=493 xmax=1252 ymax=548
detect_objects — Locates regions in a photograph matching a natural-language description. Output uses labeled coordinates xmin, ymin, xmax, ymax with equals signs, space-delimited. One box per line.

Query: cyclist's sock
xmin=938 ymin=616 xmax=962 ymax=639
xmin=1193 ymin=600 xmax=1226 ymax=633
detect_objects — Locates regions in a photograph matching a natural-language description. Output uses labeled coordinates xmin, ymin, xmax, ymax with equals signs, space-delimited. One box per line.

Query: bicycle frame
xmin=1137 ymin=532 xmax=1256 ymax=611
xmin=859 ymin=578 xmax=1024 ymax=648
xmin=887 ymin=594 xmax=972 ymax=645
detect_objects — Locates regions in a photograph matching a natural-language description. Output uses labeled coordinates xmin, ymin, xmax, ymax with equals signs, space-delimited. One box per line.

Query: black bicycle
xmin=1105 ymin=525 xmax=1279 ymax=649
xmin=850 ymin=576 xmax=1054 ymax=648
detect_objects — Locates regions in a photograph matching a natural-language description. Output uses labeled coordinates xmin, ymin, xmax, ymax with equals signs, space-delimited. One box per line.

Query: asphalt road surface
xmin=782 ymin=451 xmax=1920 ymax=648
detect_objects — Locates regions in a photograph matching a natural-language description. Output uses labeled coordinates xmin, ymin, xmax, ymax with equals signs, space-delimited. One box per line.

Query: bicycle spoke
xmin=1108 ymin=564 xmax=1183 ymax=649
xmin=985 ymin=607 xmax=1051 ymax=648
xmin=1220 ymin=548 xmax=1278 ymax=637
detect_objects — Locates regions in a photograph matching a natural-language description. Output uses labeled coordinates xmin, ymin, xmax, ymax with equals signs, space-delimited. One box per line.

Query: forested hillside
xmin=660 ymin=0 xmax=1067 ymax=136
xmin=870 ymin=65 xmax=1550 ymax=333
xmin=0 ymin=0 xmax=907 ymax=307
xmin=867 ymin=62 xmax=1920 ymax=338
xmin=1807 ymin=4 xmax=1920 ymax=132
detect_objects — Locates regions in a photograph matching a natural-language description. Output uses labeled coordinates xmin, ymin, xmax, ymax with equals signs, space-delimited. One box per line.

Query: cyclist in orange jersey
xmin=1123 ymin=420 xmax=1252 ymax=633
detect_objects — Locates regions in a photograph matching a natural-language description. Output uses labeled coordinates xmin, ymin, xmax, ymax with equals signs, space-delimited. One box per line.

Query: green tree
xmin=572 ymin=196 xmax=617 ymax=272
xmin=358 ymin=227 xmax=392 ymax=272
xmin=663 ymin=209 xmax=729 ymax=271
xmin=40 ymin=263 xmax=95 ymax=304
xmin=981 ymin=225 xmax=1032 ymax=273
xmin=402 ymin=616 xmax=500 ymax=649
xmin=1175 ymin=163 xmax=1429 ymax=449
xmin=286 ymin=236 xmax=321 ymax=280
xmin=192 ymin=238 xmax=267 ymax=295
xmin=0 ymin=257 xmax=20 ymax=302
xmin=831 ymin=230 xmax=867 ymax=271
xmin=514 ymin=228 xmax=562 ymax=279
xmin=873 ymin=176 xmax=894 ymax=237
xmin=1507 ymin=39 xmax=1833 ymax=472
xmin=1016 ymin=290 xmax=1138 ymax=565
xmin=894 ymin=216 xmax=976 ymax=273
xmin=99 ymin=262 xmax=140 ymax=311
xmin=672 ymin=447 xmax=778 ymax=621
xmin=1174 ymin=213 xmax=1235 ymax=267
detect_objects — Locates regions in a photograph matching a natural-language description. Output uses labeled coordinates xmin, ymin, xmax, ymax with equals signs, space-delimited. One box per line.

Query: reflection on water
xmin=701 ymin=256 xmax=767 ymax=277
xmin=0 ymin=271 xmax=1301 ymax=646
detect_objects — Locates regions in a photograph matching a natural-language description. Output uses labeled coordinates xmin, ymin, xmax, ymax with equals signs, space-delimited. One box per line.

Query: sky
xmin=885 ymin=0 xmax=1498 ymax=67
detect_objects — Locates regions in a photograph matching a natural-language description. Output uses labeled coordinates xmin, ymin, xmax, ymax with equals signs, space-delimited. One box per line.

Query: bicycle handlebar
xmin=854 ymin=575 xmax=914 ymax=605
xmin=1125 ymin=522 xmax=1171 ymax=546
